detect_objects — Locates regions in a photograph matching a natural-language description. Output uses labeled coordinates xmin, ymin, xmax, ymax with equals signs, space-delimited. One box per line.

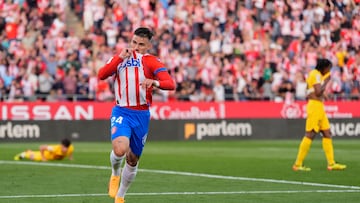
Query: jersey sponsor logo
xmin=119 ymin=58 xmax=141 ymax=69
xmin=184 ymin=120 xmax=252 ymax=140
xmin=0 ymin=122 xmax=40 ymax=138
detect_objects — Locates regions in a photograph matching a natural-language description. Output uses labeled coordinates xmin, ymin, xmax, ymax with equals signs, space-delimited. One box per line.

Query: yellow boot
xmin=108 ymin=175 xmax=120 ymax=198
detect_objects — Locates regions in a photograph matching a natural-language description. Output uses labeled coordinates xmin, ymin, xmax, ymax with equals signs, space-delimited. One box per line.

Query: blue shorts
xmin=110 ymin=106 xmax=150 ymax=156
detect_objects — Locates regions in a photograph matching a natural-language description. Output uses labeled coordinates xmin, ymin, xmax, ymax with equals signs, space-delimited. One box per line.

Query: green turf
xmin=0 ymin=140 xmax=359 ymax=203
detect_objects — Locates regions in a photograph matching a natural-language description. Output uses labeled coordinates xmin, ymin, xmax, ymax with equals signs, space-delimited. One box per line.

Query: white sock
xmin=117 ymin=162 xmax=138 ymax=197
xmin=110 ymin=150 xmax=124 ymax=176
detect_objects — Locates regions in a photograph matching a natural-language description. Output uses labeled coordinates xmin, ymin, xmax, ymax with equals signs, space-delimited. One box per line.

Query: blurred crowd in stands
xmin=0 ymin=0 xmax=360 ymax=103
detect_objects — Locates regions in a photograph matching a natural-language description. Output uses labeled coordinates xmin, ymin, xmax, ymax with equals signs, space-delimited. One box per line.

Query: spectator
xmin=222 ymin=70 xmax=236 ymax=101
xmin=76 ymin=73 xmax=90 ymax=101
xmin=38 ymin=69 xmax=54 ymax=100
xmin=96 ymin=80 xmax=114 ymax=102
xmin=8 ymin=78 xmax=24 ymax=102
xmin=21 ymin=74 xmax=35 ymax=101
xmin=0 ymin=78 xmax=7 ymax=101
xmin=63 ymin=66 xmax=78 ymax=100
xmin=213 ymin=77 xmax=225 ymax=102
xmin=277 ymin=78 xmax=296 ymax=102
xmin=294 ymin=71 xmax=307 ymax=101
xmin=243 ymin=78 xmax=262 ymax=101
xmin=44 ymin=53 xmax=58 ymax=76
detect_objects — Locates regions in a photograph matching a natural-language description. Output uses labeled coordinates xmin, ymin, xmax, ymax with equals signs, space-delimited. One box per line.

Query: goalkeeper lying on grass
xmin=14 ymin=138 xmax=74 ymax=161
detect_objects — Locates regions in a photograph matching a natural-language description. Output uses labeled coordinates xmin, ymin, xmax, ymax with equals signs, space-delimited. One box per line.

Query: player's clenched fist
xmin=119 ymin=48 xmax=132 ymax=59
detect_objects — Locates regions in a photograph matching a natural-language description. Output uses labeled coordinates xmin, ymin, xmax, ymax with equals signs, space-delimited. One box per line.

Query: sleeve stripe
xmin=154 ymin=67 xmax=167 ymax=75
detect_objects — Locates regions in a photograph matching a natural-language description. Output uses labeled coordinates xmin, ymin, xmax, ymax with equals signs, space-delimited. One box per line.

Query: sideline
xmin=1 ymin=160 xmax=360 ymax=191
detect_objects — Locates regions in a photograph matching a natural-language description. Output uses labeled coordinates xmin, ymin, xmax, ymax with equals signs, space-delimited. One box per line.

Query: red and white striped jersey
xmin=98 ymin=51 xmax=175 ymax=109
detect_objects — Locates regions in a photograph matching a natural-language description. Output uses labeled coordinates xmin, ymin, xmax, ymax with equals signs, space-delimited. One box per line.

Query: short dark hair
xmin=134 ymin=27 xmax=154 ymax=40
xmin=315 ymin=58 xmax=332 ymax=72
xmin=61 ymin=138 xmax=71 ymax=148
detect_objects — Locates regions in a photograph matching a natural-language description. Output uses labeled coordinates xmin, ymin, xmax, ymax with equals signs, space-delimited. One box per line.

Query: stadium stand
xmin=0 ymin=0 xmax=359 ymax=102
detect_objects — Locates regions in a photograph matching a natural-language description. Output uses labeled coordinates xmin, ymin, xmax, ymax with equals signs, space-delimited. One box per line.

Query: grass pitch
xmin=0 ymin=140 xmax=359 ymax=203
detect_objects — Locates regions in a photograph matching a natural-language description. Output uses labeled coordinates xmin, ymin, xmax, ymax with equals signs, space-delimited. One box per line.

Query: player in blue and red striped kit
xmin=98 ymin=27 xmax=175 ymax=203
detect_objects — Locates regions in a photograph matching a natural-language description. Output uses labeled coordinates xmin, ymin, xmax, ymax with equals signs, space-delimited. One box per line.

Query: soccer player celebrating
xmin=14 ymin=138 xmax=74 ymax=161
xmin=292 ymin=58 xmax=346 ymax=171
xmin=98 ymin=27 xmax=175 ymax=203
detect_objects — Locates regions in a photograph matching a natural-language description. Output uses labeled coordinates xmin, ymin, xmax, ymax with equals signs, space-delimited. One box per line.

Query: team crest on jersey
xmin=111 ymin=126 xmax=117 ymax=134
xmin=119 ymin=58 xmax=141 ymax=69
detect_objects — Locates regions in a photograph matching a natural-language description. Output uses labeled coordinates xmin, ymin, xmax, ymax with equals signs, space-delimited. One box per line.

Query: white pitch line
xmin=0 ymin=193 xmax=105 ymax=199
xmin=139 ymin=168 xmax=360 ymax=190
xmin=1 ymin=160 xmax=360 ymax=190
xmin=0 ymin=190 xmax=360 ymax=199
